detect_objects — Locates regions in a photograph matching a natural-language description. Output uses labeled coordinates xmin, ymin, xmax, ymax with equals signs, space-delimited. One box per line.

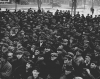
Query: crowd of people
xmin=0 ymin=8 xmax=100 ymax=79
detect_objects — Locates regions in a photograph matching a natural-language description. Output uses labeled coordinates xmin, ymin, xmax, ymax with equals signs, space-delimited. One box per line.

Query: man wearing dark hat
xmin=25 ymin=60 xmax=34 ymax=79
xmin=89 ymin=61 xmax=100 ymax=79
xmin=47 ymin=52 xmax=61 ymax=79
xmin=12 ymin=50 xmax=27 ymax=79
xmin=35 ymin=54 xmax=47 ymax=79
xmin=32 ymin=49 xmax=40 ymax=64
xmin=84 ymin=54 xmax=91 ymax=68
xmin=72 ymin=55 xmax=95 ymax=79
xmin=27 ymin=67 xmax=43 ymax=79
xmin=61 ymin=38 xmax=71 ymax=52
xmin=60 ymin=54 xmax=74 ymax=79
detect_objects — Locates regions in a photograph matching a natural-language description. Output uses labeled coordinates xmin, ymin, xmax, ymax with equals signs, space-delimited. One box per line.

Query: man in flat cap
xmin=12 ymin=50 xmax=27 ymax=79
xmin=60 ymin=54 xmax=74 ymax=79
xmin=47 ymin=52 xmax=61 ymax=79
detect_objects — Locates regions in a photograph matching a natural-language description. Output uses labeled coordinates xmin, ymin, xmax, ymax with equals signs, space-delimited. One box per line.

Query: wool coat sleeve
xmin=1 ymin=61 xmax=12 ymax=79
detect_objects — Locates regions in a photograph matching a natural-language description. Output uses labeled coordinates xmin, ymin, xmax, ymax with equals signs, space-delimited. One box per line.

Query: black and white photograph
xmin=0 ymin=0 xmax=100 ymax=79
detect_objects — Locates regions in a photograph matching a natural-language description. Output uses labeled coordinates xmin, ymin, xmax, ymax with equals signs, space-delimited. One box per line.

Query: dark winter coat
xmin=27 ymin=76 xmax=43 ymax=79
xmin=0 ymin=61 xmax=12 ymax=79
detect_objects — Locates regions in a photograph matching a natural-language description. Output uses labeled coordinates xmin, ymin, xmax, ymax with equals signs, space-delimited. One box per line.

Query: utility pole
xmin=91 ymin=0 xmax=94 ymax=15
xmin=71 ymin=0 xmax=74 ymax=15
xmin=51 ymin=0 xmax=53 ymax=8
xmin=15 ymin=0 xmax=17 ymax=11
xmin=74 ymin=0 xmax=77 ymax=15
xmin=71 ymin=0 xmax=77 ymax=15
xmin=84 ymin=0 xmax=86 ymax=9
xmin=92 ymin=0 xmax=94 ymax=7
xmin=37 ymin=0 xmax=42 ymax=10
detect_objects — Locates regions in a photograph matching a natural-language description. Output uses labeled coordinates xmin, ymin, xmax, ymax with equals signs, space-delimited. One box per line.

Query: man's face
xmin=94 ymin=52 xmax=99 ymax=57
xmin=10 ymin=28 xmax=18 ymax=36
xmin=85 ymin=56 xmax=90 ymax=60
xmin=32 ymin=70 xmax=39 ymax=78
xmin=90 ymin=63 xmax=96 ymax=69
xmin=27 ymin=27 xmax=31 ymax=30
xmin=64 ymin=57 xmax=72 ymax=65
xmin=64 ymin=59 xmax=69 ymax=64
xmin=44 ymin=48 xmax=50 ymax=52
xmin=63 ymin=39 xmax=68 ymax=45
xmin=31 ymin=45 xmax=36 ymax=52
xmin=21 ymin=31 xmax=25 ymax=35
xmin=26 ymin=63 xmax=31 ymax=69
xmin=18 ymin=43 xmax=22 ymax=48
xmin=8 ymin=52 xmax=13 ymax=59
xmin=74 ymin=77 xmax=83 ymax=79
xmin=57 ymin=50 xmax=62 ymax=54
xmin=58 ymin=45 xmax=63 ymax=49
xmin=83 ymin=42 xmax=89 ymax=49
xmin=62 ymin=39 xmax=68 ymax=45
xmin=7 ymin=25 xmax=11 ymax=29
xmin=76 ymin=51 xmax=81 ymax=56
xmin=85 ymin=56 xmax=91 ymax=64
xmin=16 ymin=54 xmax=23 ymax=59
xmin=39 ymin=40 xmax=43 ymax=43
xmin=51 ymin=53 xmax=58 ymax=61
xmin=40 ymin=40 xmax=43 ymax=46
xmin=2 ymin=46 xmax=8 ymax=53
xmin=38 ymin=56 xmax=44 ymax=60
xmin=75 ymin=57 xmax=84 ymax=66
xmin=65 ymin=70 xmax=71 ymax=75
xmin=35 ymin=50 xmax=40 ymax=55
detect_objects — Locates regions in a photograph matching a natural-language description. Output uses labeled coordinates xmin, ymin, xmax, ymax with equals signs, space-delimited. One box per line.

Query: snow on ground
xmin=1 ymin=4 xmax=100 ymax=17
